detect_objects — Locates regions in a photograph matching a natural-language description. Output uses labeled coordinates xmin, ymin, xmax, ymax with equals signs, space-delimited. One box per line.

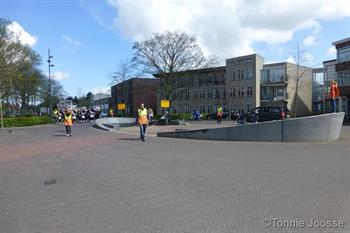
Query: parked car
xmin=252 ymin=106 xmax=290 ymax=122
xmin=205 ymin=111 xmax=230 ymax=120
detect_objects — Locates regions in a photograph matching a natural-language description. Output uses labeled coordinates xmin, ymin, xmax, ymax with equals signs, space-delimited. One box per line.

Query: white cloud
xmin=63 ymin=35 xmax=82 ymax=48
xmin=303 ymin=52 xmax=315 ymax=62
xmin=107 ymin=0 xmax=350 ymax=59
xmin=52 ymin=71 xmax=70 ymax=81
xmin=92 ymin=87 xmax=111 ymax=95
xmin=286 ymin=56 xmax=296 ymax=63
xmin=6 ymin=21 xmax=38 ymax=47
xmin=326 ymin=46 xmax=337 ymax=57
xmin=303 ymin=36 xmax=316 ymax=46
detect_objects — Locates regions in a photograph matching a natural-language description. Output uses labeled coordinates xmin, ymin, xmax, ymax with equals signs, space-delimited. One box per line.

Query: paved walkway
xmin=0 ymin=123 xmax=350 ymax=233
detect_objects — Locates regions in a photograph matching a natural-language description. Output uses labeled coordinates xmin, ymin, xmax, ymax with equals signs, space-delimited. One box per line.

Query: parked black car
xmin=205 ymin=111 xmax=230 ymax=120
xmin=251 ymin=106 xmax=290 ymax=122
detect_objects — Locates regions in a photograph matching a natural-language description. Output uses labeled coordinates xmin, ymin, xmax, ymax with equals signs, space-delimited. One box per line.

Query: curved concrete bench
xmin=157 ymin=112 xmax=345 ymax=142
xmin=94 ymin=117 xmax=187 ymax=131
xmin=94 ymin=117 xmax=136 ymax=131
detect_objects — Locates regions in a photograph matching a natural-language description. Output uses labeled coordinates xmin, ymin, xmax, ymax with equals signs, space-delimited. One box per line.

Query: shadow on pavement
xmin=116 ymin=138 xmax=140 ymax=141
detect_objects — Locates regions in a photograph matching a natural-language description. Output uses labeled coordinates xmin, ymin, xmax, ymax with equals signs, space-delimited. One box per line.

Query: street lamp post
xmin=47 ymin=49 xmax=54 ymax=116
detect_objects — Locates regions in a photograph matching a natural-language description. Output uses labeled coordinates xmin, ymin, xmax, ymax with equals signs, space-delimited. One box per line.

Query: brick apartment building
xmin=154 ymin=54 xmax=312 ymax=117
xmin=111 ymin=78 xmax=160 ymax=116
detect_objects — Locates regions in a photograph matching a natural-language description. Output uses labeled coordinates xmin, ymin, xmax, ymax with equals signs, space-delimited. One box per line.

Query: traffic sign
xmin=161 ymin=100 xmax=170 ymax=108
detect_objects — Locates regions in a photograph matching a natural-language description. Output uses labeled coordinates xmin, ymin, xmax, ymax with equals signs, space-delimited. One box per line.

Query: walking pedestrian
xmin=217 ymin=106 xmax=223 ymax=124
xmin=147 ymin=107 xmax=154 ymax=125
xmin=64 ymin=109 xmax=73 ymax=137
xmin=138 ymin=103 xmax=148 ymax=141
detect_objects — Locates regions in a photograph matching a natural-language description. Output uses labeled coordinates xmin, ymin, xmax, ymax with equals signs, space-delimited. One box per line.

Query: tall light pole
xmin=47 ymin=49 xmax=54 ymax=115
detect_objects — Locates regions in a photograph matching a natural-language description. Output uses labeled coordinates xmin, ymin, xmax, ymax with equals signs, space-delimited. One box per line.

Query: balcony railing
xmin=261 ymin=76 xmax=287 ymax=84
xmin=261 ymin=95 xmax=287 ymax=102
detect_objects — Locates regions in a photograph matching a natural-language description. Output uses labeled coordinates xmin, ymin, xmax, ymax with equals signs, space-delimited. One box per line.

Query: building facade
xmin=226 ymin=54 xmax=264 ymax=114
xmin=111 ymin=78 xmax=160 ymax=116
xmin=156 ymin=66 xmax=226 ymax=115
xmin=155 ymin=54 xmax=312 ymax=117
xmin=261 ymin=62 xmax=313 ymax=117
xmin=92 ymin=93 xmax=111 ymax=114
xmin=332 ymin=37 xmax=350 ymax=118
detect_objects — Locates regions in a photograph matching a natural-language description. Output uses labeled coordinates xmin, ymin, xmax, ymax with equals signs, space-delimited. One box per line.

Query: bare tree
xmin=290 ymin=44 xmax=313 ymax=118
xmin=110 ymin=58 xmax=133 ymax=85
xmin=132 ymin=31 xmax=217 ymax=103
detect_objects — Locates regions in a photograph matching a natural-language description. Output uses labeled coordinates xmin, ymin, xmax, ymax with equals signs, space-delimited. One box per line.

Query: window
xmin=207 ymin=90 xmax=213 ymax=99
xmin=231 ymin=87 xmax=236 ymax=98
xmin=237 ymin=69 xmax=244 ymax=80
xmin=261 ymin=69 xmax=269 ymax=83
xmin=337 ymin=71 xmax=350 ymax=86
xmin=240 ymin=87 xmax=245 ymax=97
xmin=192 ymin=91 xmax=198 ymax=99
xmin=245 ymin=67 xmax=253 ymax=79
xmin=261 ymin=66 xmax=285 ymax=83
xmin=246 ymin=86 xmax=253 ymax=97
xmin=231 ymin=70 xmax=235 ymax=81
xmin=276 ymin=87 xmax=285 ymax=97
xmin=215 ymin=89 xmax=220 ymax=99
xmin=246 ymin=104 xmax=251 ymax=112
xmin=338 ymin=46 xmax=350 ymax=63
xmin=199 ymin=90 xmax=205 ymax=99
xmin=261 ymin=87 xmax=270 ymax=100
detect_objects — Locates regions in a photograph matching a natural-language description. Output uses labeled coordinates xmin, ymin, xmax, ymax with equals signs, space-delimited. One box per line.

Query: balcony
xmin=261 ymin=76 xmax=288 ymax=85
xmin=261 ymin=92 xmax=288 ymax=102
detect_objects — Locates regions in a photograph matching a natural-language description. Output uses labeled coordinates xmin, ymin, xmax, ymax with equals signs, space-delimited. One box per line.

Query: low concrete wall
xmin=94 ymin=117 xmax=184 ymax=131
xmin=157 ymin=112 xmax=345 ymax=142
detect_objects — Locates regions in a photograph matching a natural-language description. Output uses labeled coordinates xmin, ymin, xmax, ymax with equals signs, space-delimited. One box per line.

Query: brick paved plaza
xmin=1 ymin=122 xmax=350 ymax=233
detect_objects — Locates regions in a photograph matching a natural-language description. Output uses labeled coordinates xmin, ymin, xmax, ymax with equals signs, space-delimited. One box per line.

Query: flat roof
xmin=323 ymin=59 xmax=337 ymax=64
xmin=332 ymin=37 xmax=350 ymax=46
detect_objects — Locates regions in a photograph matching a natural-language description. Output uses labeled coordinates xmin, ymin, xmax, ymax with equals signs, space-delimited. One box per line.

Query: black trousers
xmin=66 ymin=125 xmax=71 ymax=135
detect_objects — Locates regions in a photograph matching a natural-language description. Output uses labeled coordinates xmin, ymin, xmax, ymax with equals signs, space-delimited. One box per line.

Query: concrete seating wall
xmin=157 ymin=112 xmax=345 ymax=142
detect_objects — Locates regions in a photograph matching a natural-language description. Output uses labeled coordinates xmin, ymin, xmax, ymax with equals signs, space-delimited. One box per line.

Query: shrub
xmin=3 ymin=116 xmax=53 ymax=127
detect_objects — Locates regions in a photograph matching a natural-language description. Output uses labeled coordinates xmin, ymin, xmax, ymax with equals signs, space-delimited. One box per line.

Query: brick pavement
xmin=0 ymin=123 xmax=350 ymax=233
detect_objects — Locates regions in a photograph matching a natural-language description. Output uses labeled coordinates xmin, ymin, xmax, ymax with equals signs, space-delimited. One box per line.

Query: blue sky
xmin=1 ymin=0 xmax=350 ymax=97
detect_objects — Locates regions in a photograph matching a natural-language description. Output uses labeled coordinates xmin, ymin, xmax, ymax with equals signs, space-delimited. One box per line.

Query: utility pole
xmin=47 ymin=49 xmax=54 ymax=116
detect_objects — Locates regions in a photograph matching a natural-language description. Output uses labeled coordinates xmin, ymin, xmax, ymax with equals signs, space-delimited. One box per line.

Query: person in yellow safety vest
xmin=138 ymin=103 xmax=148 ymax=141
xmin=109 ymin=108 xmax=114 ymax=117
xmin=217 ymin=106 xmax=223 ymax=124
xmin=329 ymin=80 xmax=340 ymax=113
xmin=64 ymin=109 xmax=73 ymax=137
xmin=53 ymin=108 xmax=59 ymax=124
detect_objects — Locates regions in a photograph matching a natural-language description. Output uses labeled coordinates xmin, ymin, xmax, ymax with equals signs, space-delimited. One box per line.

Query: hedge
xmin=3 ymin=116 xmax=53 ymax=127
